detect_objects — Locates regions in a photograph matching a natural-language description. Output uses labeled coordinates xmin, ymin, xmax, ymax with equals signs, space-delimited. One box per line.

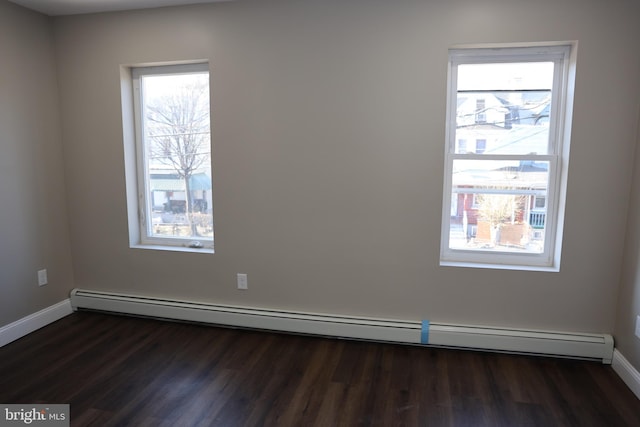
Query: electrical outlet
xmin=237 ymin=273 xmax=248 ymax=290
xmin=635 ymin=315 xmax=640 ymax=339
xmin=37 ymin=269 xmax=48 ymax=286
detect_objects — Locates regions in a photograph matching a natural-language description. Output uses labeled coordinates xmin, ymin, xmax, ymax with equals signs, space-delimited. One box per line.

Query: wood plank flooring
xmin=1 ymin=311 xmax=638 ymax=426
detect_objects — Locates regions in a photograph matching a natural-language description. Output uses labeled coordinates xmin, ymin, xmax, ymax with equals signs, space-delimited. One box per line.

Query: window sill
xmin=131 ymin=244 xmax=214 ymax=254
xmin=440 ymin=260 xmax=559 ymax=272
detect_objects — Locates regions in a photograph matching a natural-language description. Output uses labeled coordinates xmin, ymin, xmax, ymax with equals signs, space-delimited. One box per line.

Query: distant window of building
xmin=534 ymin=195 xmax=546 ymax=210
xmin=475 ymin=98 xmax=487 ymax=124
xmin=475 ymin=139 xmax=486 ymax=154
xmin=458 ymin=139 xmax=467 ymax=153
xmin=440 ymin=44 xmax=576 ymax=271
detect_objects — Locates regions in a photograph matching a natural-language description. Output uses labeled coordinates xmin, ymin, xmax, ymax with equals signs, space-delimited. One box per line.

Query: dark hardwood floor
xmin=1 ymin=312 xmax=638 ymax=426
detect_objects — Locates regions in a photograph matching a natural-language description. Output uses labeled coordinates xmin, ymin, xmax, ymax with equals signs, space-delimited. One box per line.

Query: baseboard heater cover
xmin=69 ymin=289 xmax=614 ymax=364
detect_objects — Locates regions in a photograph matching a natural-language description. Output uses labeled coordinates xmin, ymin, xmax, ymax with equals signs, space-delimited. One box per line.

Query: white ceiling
xmin=9 ymin=0 xmax=233 ymax=16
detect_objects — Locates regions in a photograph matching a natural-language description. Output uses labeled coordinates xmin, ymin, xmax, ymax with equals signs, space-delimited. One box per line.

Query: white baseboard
xmin=0 ymin=299 xmax=73 ymax=348
xmin=612 ymin=349 xmax=640 ymax=399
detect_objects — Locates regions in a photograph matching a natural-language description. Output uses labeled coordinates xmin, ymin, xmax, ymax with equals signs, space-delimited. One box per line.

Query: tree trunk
xmin=183 ymin=175 xmax=198 ymax=236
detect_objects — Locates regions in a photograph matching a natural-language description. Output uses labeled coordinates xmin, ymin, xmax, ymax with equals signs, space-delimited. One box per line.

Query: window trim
xmin=122 ymin=61 xmax=214 ymax=253
xmin=440 ymin=43 xmax=576 ymax=271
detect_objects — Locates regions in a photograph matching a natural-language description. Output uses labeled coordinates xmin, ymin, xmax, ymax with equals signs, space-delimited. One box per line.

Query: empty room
xmin=1 ymin=0 xmax=640 ymax=425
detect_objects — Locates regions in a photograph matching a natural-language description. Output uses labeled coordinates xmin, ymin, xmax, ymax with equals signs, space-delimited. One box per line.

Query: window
xmin=458 ymin=139 xmax=467 ymax=153
xmin=126 ymin=62 xmax=214 ymax=251
xmin=475 ymin=98 xmax=487 ymax=124
xmin=440 ymin=44 xmax=575 ymax=270
xmin=533 ymin=195 xmax=546 ymax=210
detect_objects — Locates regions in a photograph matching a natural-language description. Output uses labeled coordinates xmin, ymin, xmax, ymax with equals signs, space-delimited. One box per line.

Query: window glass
xmin=450 ymin=159 xmax=550 ymax=253
xmin=133 ymin=64 xmax=214 ymax=249
xmin=455 ymin=62 xmax=553 ymax=156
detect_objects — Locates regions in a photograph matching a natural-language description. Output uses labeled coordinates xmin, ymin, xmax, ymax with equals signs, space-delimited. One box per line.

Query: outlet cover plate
xmin=237 ymin=273 xmax=248 ymax=290
xmin=37 ymin=269 xmax=48 ymax=286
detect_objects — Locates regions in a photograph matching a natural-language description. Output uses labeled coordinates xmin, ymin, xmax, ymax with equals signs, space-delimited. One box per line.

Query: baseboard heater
xmin=70 ymin=288 xmax=614 ymax=364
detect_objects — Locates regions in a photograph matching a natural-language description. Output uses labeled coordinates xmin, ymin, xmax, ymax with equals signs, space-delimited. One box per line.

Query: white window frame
xmin=123 ymin=61 xmax=214 ymax=252
xmin=440 ymin=43 xmax=576 ymax=271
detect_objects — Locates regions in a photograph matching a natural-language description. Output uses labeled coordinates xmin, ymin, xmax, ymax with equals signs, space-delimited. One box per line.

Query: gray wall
xmin=0 ymin=1 xmax=74 ymax=326
xmin=3 ymin=0 xmax=640 ymax=371
xmin=616 ymin=114 xmax=640 ymax=369
xmin=51 ymin=0 xmax=640 ymax=336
